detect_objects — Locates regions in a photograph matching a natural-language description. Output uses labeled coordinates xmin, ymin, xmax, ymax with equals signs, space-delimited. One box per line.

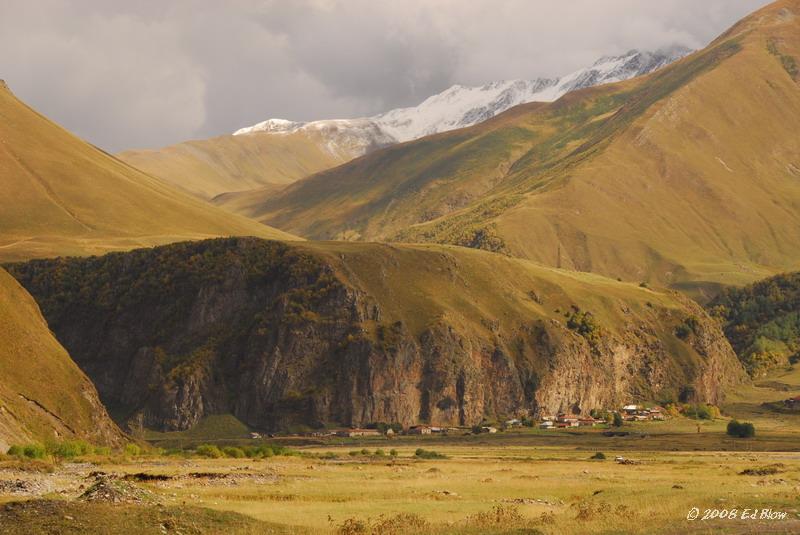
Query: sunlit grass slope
xmin=0 ymin=81 xmax=298 ymax=262
xmin=118 ymin=129 xmax=353 ymax=200
xmin=0 ymin=268 xmax=122 ymax=451
xmin=252 ymin=0 xmax=800 ymax=296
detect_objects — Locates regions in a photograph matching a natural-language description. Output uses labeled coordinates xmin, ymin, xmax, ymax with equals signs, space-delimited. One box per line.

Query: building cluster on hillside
xmin=537 ymin=404 xmax=667 ymax=429
xmin=272 ymin=403 xmax=672 ymax=438
xmin=538 ymin=414 xmax=603 ymax=429
xmin=309 ymin=425 xmax=457 ymax=438
xmin=620 ymin=404 xmax=666 ymax=421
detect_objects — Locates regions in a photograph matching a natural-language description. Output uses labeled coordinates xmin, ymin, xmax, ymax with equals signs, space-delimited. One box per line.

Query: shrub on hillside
xmin=727 ymin=420 xmax=756 ymax=438
xmin=590 ymin=452 xmax=606 ymax=460
xmin=675 ymin=316 xmax=701 ymax=340
xmin=564 ymin=306 xmax=602 ymax=346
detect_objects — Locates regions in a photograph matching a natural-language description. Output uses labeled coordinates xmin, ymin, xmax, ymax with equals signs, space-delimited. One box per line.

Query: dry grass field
xmin=2 ymin=391 xmax=800 ymax=535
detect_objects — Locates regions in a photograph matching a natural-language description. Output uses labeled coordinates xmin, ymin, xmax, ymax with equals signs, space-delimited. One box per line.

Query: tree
xmin=612 ymin=412 xmax=623 ymax=427
xmin=727 ymin=420 xmax=755 ymax=438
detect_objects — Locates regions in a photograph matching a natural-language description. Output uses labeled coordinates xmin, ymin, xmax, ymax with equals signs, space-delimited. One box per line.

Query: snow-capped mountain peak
xmin=233 ymin=46 xmax=691 ymax=156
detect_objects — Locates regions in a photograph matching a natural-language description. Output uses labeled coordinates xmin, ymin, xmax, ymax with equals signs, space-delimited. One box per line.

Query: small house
xmin=481 ymin=426 xmax=498 ymax=434
xmin=556 ymin=414 xmax=580 ymax=427
xmin=622 ymin=404 xmax=639 ymax=415
xmin=408 ymin=425 xmax=433 ymax=435
xmin=539 ymin=421 xmax=554 ymax=430
xmin=249 ymin=432 xmax=261 ymax=439
xmin=336 ymin=428 xmax=381 ymax=437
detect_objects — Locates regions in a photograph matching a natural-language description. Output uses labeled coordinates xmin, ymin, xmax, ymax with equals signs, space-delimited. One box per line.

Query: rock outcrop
xmin=7 ymin=238 xmax=745 ymax=432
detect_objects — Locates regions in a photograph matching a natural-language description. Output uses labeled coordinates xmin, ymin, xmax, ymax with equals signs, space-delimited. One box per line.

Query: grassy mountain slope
xmin=0 ymin=81 xmax=298 ymax=263
xmin=8 ymin=238 xmax=743 ymax=431
xmin=709 ymin=271 xmax=800 ymax=376
xmin=250 ymin=0 xmax=800 ymax=295
xmin=0 ymin=268 xmax=122 ymax=451
xmin=117 ymin=130 xmax=354 ymax=200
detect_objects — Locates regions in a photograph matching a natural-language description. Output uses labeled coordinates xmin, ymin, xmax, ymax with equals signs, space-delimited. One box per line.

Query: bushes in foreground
xmin=124 ymin=443 xmax=142 ymax=457
xmin=193 ymin=443 xmax=296 ymax=459
xmin=7 ymin=440 xmax=97 ymax=460
xmin=5 ymin=440 xmax=299 ymax=461
xmin=727 ymin=420 xmax=756 ymax=438
xmin=7 ymin=443 xmax=46 ymax=459
xmin=347 ymin=448 xmax=398 ymax=459
xmin=414 ymin=448 xmax=447 ymax=459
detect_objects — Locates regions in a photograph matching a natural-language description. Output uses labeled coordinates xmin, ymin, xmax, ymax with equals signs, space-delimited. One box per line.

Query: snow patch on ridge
xmin=234 ymin=46 xmax=692 ymax=156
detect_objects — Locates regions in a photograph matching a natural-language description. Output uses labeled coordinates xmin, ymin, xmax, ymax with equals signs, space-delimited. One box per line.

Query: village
xmin=246 ymin=404 xmax=670 ymax=439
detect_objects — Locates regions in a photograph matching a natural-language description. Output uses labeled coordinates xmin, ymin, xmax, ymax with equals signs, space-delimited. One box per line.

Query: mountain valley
xmin=247 ymin=1 xmax=800 ymax=299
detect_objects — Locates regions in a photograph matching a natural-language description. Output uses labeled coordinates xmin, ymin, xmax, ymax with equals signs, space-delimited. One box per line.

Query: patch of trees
xmin=674 ymin=316 xmax=700 ymax=340
xmin=708 ymin=272 xmax=800 ymax=375
xmin=726 ymin=420 xmax=755 ymax=438
xmin=563 ymin=305 xmax=602 ymax=346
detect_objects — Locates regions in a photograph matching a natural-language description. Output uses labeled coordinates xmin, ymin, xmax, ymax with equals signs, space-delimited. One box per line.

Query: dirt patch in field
xmin=739 ymin=464 xmax=785 ymax=476
xmin=79 ymin=476 xmax=157 ymax=505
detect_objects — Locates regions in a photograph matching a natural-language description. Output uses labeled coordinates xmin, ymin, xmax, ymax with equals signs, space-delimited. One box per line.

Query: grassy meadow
xmin=4 ymin=388 xmax=798 ymax=534
xmin=6 ymin=425 xmax=796 ymax=534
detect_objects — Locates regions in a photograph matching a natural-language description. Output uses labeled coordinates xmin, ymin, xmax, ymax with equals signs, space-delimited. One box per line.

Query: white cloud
xmin=0 ymin=0 xmax=769 ymax=151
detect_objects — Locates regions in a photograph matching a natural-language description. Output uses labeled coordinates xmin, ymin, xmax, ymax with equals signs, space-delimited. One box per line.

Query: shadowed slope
xmin=8 ymin=238 xmax=743 ymax=432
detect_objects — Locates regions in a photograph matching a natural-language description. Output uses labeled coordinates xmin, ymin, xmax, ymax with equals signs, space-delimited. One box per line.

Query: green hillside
xmin=0 ymin=268 xmax=122 ymax=451
xmin=0 ymin=80 xmax=298 ymax=263
xmin=248 ymin=0 xmax=800 ymax=297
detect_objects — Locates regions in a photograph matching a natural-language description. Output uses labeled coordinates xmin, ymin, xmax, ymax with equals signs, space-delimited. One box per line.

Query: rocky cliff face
xmin=7 ymin=238 xmax=744 ymax=432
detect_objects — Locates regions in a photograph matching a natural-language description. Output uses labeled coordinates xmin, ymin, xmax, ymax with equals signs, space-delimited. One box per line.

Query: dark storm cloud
xmin=0 ymin=0 xmax=769 ymax=151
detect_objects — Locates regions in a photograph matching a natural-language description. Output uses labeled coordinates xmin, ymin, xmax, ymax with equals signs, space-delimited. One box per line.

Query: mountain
xmin=235 ymin=47 xmax=691 ymax=145
xmin=117 ymin=48 xmax=688 ymax=202
xmin=709 ymin=271 xmax=800 ymax=377
xmin=7 ymin=237 xmax=743 ymax=432
xmin=0 ymin=268 xmax=122 ymax=451
xmin=0 ymin=80 xmax=297 ymax=263
xmin=117 ymin=126 xmax=365 ymax=201
xmin=249 ymin=0 xmax=800 ymax=298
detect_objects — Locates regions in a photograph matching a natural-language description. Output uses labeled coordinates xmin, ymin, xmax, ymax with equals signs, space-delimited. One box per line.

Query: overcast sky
xmin=0 ymin=0 xmax=769 ymax=152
